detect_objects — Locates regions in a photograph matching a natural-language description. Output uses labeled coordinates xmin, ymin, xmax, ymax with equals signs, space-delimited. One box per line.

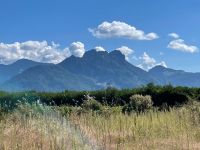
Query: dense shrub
xmin=55 ymin=106 xmax=83 ymax=116
xmin=122 ymin=94 xmax=153 ymax=113
xmin=39 ymin=91 xmax=87 ymax=106
xmin=82 ymin=94 xmax=103 ymax=111
xmin=138 ymin=84 xmax=190 ymax=106
xmin=0 ymin=91 xmax=40 ymax=111
xmin=0 ymin=106 xmax=6 ymax=120
xmin=0 ymin=84 xmax=197 ymax=110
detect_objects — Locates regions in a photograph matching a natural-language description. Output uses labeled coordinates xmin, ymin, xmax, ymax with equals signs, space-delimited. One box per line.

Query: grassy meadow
xmin=69 ymin=107 xmax=200 ymax=150
xmin=0 ymin=102 xmax=102 ymax=150
xmin=0 ymin=85 xmax=200 ymax=149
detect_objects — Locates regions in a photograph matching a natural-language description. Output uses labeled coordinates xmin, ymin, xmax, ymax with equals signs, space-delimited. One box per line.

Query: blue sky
xmin=0 ymin=0 xmax=200 ymax=72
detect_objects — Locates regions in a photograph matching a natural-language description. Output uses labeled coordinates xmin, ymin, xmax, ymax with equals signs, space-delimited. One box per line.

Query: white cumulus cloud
xmin=0 ymin=41 xmax=88 ymax=64
xmin=138 ymin=52 xmax=167 ymax=70
xmin=89 ymin=21 xmax=159 ymax=40
xmin=69 ymin=41 xmax=85 ymax=57
xmin=168 ymin=33 xmax=180 ymax=39
xmin=0 ymin=41 xmax=71 ymax=64
xmin=157 ymin=61 xmax=167 ymax=68
xmin=168 ymin=39 xmax=199 ymax=53
xmin=95 ymin=46 xmax=106 ymax=52
xmin=116 ymin=46 xmax=134 ymax=60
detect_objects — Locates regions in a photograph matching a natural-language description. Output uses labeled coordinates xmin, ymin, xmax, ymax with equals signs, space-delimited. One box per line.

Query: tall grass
xmin=70 ymin=106 xmax=200 ymax=150
xmin=1 ymin=101 xmax=200 ymax=149
xmin=0 ymin=102 xmax=99 ymax=150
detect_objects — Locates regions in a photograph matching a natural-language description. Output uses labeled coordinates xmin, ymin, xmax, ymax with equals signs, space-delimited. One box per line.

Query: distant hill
xmin=59 ymin=50 xmax=154 ymax=88
xmin=0 ymin=59 xmax=45 ymax=84
xmin=1 ymin=50 xmax=155 ymax=91
xmin=2 ymin=64 xmax=100 ymax=91
xmin=2 ymin=50 xmax=200 ymax=91
xmin=148 ymin=65 xmax=200 ymax=87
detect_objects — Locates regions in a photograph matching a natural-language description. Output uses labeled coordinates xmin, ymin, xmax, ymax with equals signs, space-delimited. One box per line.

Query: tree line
xmin=0 ymin=83 xmax=200 ymax=111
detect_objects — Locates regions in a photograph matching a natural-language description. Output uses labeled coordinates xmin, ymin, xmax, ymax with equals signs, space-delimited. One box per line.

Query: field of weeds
xmin=70 ymin=107 xmax=200 ymax=150
xmin=0 ymin=95 xmax=200 ymax=149
xmin=0 ymin=103 xmax=99 ymax=150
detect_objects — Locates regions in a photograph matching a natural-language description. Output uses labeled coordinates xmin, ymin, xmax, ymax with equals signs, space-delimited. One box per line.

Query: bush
xmin=0 ymin=107 xmax=7 ymax=120
xmin=122 ymin=94 xmax=153 ymax=113
xmin=82 ymin=94 xmax=103 ymax=111
xmin=56 ymin=106 xmax=83 ymax=116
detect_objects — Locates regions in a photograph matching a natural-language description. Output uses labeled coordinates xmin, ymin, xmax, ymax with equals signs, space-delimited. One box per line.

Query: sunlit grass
xmin=70 ymin=106 xmax=200 ymax=150
xmin=0 ymin=103 xmax=96 ymax=150
xmin=1 ymin=102 xmax=200 ymax=150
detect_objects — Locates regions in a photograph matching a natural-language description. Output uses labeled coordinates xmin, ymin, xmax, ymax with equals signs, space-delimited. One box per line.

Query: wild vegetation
xmin=0 ymin=84 xmax=196 ymax=109
xmin=1 ymin=84 xmax=200 ymax=149
xmin=68 ymin=104 xmax=200 ymax=149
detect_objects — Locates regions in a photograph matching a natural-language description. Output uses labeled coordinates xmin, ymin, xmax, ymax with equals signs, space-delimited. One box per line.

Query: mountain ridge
xmin=148 ymin=65 xmax=200 ymax=87
xmin=1 ymin=50 xmax=200 ymax=91
xmin=0 ymin=59 xmax=47 ymax=84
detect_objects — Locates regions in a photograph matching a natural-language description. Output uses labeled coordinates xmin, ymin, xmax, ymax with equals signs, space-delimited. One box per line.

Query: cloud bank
xmin=69 ymin=42 xmax=85 ymax=57
xmin=115 ymin=46 xmax=167 ymax=70
xmin=168 ymin=39 xmax=198 ymax=53
xmin=89 ymin=21 xmax=159 ymax=40
xmin=0 ymin=41 xmax=87 ymax=64
xmin=138 ymin=52 xmax=167 ymax=70
xmin=95 ymin=46 xmax=106 ymax=52
xmin=116 ymin=46 xmax=134 ymax=60
xmin=167 ymin=33 xmax=198 ymax=53
xmin=168 ymin=33 xmax=180 ymax=39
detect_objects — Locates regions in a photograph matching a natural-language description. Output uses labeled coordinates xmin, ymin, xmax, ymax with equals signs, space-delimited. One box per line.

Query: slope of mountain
xmin=0 ymin=59 xmax=44 ymax=84
xmin=149 ymin=66 xmax=200 ymax=87
xmin=2 ymin=64 xmax=100 ymax=91
xmin=59 ymin=50 xmax=154 ymax=88
xmin=3 ymin=49 xmax=200 ymax=92
xmin=2 ymin=50 xmax=155 ymax=91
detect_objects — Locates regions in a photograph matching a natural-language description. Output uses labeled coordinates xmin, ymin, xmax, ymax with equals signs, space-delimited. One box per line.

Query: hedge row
xmin=0 ymin=84 xmax=200 ymax=111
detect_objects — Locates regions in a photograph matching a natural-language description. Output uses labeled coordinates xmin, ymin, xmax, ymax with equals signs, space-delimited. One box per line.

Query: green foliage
xmin=82 ymin=94 xmax=103 ymax=112
xmin=0 ymin=84 xmax=199 ymax=112
xmin=0 ymin=106 xmax=6 ymax=120
xmin=56 ymin=106 xmax=83 ymax=116
xmin=0 ymin=91 xmax=40 ymax=112
xmin=38 ymin=91 xmax=87 ymax=106
xmin=122 ymin=94 xmax=153 ymax=113
xmin=16 ymin=102 xmax=40 ymax=117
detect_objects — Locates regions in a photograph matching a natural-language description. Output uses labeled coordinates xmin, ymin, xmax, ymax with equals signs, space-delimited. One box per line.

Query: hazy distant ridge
xmin=1 ymin=50 xmax=200 ymax=91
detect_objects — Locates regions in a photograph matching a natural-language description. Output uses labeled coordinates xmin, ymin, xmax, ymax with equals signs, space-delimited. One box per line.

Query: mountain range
xmin=0 ymin=59 xmax=43 ymax=84
xmin=1 ymin=49 xmax=200 ymax=91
